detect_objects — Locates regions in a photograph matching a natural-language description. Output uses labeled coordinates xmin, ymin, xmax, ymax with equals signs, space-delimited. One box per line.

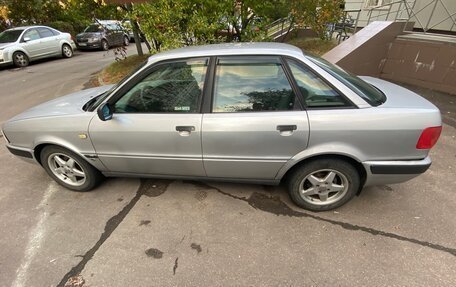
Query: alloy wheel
xmin=14 ymin=53 xmax=28 ymax=67
xmin=63 ymin=45 xmax=73 ymax=57
xmin=47 ymin=153 xmax=86 ymax=187
xmin=298 ymin=169 xmax=349 ymax=206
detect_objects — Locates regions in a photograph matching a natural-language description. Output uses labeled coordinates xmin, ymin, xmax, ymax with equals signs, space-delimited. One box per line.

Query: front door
xmin=202 ymin=56 xmax=310 ymax=179
xmin=21 ymin=28 xmax=43 ymax=58
xmin=89 ymin=57 xmax=209 ymax=176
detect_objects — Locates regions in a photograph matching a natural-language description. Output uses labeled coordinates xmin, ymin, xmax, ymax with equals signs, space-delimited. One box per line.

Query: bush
xmin=45 ymin=21 xmax=79 ymax=37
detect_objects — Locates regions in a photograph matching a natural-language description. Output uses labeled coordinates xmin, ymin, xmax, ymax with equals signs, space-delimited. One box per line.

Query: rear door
xmin=36 ymin=27 xmax=59 ymax=55
xmin=202 ymin=56 xmax=310 ymax=179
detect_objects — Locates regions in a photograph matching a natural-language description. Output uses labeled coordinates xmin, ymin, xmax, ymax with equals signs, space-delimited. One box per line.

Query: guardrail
xmin=366 ymin=0 xmax=456 ymax=34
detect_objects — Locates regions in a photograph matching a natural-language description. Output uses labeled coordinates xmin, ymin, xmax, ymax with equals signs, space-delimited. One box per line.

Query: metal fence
xmin=366 ymin=0 xmax=456 ymax=33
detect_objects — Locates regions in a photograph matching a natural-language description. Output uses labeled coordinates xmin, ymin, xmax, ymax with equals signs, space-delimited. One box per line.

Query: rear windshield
xmin=0 ymin=29 xmax=23 ymax=43
xmin=307 ymin=55 xmax=386 ymax=106
xmin=84 ymin=24 xmax=103 ymax=33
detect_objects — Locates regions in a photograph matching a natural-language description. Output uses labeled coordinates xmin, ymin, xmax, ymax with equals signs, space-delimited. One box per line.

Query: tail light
xmin=416 ymin=126 xmax=442 ymax=149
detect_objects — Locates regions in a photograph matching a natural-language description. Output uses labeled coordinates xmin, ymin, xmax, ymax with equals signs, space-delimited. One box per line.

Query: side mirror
xmin=97 ymin=102 xmax=113 ymax=121
xmin=23 ymin=37 xmax=31 ymax=42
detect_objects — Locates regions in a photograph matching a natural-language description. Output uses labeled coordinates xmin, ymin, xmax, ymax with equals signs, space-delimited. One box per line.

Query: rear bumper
xmin=363 ymin=157 xmax=431 ymax=186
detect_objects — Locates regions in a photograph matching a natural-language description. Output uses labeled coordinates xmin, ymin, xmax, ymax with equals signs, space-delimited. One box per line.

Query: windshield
xmin=0 ymin=29 xmax=24 ymax=43
xmin=306 ymin=55 xmax=386 ymax=106
xmin=87 ymin=59 xmax=149 ymax=111
xmin=84 ymin=24 xmax=103 ymax=33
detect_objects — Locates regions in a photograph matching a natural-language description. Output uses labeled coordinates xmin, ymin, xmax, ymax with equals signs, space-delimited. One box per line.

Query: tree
xmin=130 ymin=0 xmax=291 ymax=52
xmin=1 ymin=0 xmax=121 ymax=34
xmin=290 ymin=0 xmax=345 ymax=40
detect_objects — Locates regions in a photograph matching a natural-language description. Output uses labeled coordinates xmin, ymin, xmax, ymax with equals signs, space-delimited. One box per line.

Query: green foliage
xmin=2 ymin=0 xmax=122 ymax=35
xmin=290 ymin=0 xmax=345 ymax=40
xmin=131 ymin=0 xmax=292 ymax=52
xmin=45 ymin=20 xmax=76 ymax=36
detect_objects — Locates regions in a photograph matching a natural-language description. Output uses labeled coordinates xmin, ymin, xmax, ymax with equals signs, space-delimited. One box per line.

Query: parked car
xmin=76 ymin=21 xmax=129 ymax=51
xmin=0 ymin=25 xmax=76 ymax=67
xmin=2 ymin=43 xmax=442 ymax=211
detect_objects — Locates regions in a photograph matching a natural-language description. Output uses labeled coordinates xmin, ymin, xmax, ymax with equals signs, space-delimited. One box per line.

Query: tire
xmin=13 ymin=51 xmax=29 ymax=67
xmin=123 ymin=36 xmax=130 ymax=46
xmin=40 ymin=145 xmax=104 ymax=192
xmin=101 ymin=39 xmax=109 ymax=51
xmin=62 ymin=44 xmax=73 ymax=58
xmin=287 ymin=158 xmax=360 ymax=211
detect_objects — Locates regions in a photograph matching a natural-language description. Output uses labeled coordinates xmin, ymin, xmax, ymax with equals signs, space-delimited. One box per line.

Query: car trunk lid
xmin=359 ymin=76 xmax=438 ymax=110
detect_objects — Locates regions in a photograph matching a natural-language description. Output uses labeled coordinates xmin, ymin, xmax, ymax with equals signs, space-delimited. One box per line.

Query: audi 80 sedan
xmin=2 ymin=43 xmax=442 ymax=211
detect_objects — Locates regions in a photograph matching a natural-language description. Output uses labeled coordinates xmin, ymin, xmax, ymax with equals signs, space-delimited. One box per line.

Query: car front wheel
xmin=287 ymin=158 xmax=360 ymax=211
xmin=13 ymin=51 xmax=29 ymax=67
xmin=123 ymin=36 xmax=130 ymax=46
xmin=40 ymin=146 xmax=103 ymax=191
xmin=101 ymin=39 xmax=109 ymax=51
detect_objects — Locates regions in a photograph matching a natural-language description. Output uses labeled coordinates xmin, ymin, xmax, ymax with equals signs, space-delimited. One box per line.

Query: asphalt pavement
xmin=0 ymin=46 xmax=455 ymax=287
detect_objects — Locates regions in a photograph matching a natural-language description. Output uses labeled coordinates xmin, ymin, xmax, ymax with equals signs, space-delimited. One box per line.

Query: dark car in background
xmin=75 ymin=21 xmax=129 ymax=51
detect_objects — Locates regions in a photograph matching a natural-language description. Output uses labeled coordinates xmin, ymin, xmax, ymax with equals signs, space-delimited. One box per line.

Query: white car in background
xmin=0 ymin=25 xmax=76 ymax=67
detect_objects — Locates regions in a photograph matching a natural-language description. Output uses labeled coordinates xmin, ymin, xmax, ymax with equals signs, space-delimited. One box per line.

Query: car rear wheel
xmin=62 ymin=44 xmax=73 ymax=58
xmin=287 ymin=158 xmax=360 ymax=211
xmin=13 ymin=51 xmax=29 ymax=67
xmin=101 ymin=39 xmax=109 ymax=51
xmin=123 ymin=36 xmax=130 ymax=46
xmin=40 ymin=146 xmax=103 ymax=192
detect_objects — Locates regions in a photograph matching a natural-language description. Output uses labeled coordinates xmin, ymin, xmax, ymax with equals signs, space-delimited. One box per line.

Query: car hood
xmin=7 ymin=85 xmax=114 ymax=122
xmin=77 ymin=32 xmax=102 ymax=38
xmin=0 ymin=42 xmax=16 ymax=49
xmin=360 ymin=76 xmax=438 ymax=110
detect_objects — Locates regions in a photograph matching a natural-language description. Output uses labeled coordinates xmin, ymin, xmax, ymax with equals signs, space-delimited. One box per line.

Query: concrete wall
xmin=381 ymin=34 xmax=456 ymax=94
xmin=323 ymin=21 xmax=406 ymax=77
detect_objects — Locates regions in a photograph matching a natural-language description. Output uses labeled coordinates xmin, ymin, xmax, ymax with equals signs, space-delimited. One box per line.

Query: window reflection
xmin=213 ymin=59 xmax=295 ymax=112
xmin=287 ymin=59 xmax=348 ymax=108
xmin=115 ymin=59 xmax=207 ymax=113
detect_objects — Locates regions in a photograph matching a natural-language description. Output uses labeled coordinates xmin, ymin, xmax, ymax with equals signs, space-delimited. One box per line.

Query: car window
xmin=213 ymin=57 xmax=296 ymax=112
xmin=0 ymin=29 xmax=24 ymax=43
xmin=114 ymin=58 xmax=208 ymax=113
xmin=84 ymin=24 xmax=103 ymax=33
xmin=37 ymin=28 xmax=55 ymax=38
xmin=306 ymin=55 xmax=386 ymax=106
xmin=287 ymin=59 xmax=350 ymax=108
xmin=51 ymin=29 xmax=60 ymax=36
xmin=23 ymin=29 xmax=41 ymax=41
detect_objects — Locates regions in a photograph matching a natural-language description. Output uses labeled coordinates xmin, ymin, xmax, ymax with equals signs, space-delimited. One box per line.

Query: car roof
xmin=7 ymin=25 xmax=54 ymax=31
xmin=147 ymin=42 xmax=304 ymax=63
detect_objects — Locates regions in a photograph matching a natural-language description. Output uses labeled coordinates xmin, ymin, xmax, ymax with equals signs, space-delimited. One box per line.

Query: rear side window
xmin=307 ymin=55 xmax=386 ymax=106
xmin=37 ymin=28 xmax=54 ymax=38
xmin=287 ymin=59 xmax=350 ymax=108
xmin=213 ymin=56 xmax=296 ymax=112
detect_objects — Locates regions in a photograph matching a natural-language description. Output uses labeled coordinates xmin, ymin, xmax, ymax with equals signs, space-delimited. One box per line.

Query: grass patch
xmin=99 ymin=54 xmax=150 ymax=85
xmin=287 ymin=38 xmax=337 ymax=56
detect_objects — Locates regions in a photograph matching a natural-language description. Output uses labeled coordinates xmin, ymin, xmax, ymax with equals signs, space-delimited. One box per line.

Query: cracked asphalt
xmin=0 ymin=47 xmax=455 ymax=286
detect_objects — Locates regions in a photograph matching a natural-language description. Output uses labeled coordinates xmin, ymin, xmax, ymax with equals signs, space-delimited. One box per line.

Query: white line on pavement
xmin=11 ymin=182 xmax=58 ymax=287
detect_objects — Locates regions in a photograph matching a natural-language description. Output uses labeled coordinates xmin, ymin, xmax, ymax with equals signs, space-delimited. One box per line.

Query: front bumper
xmin=76 ymin=41 xmax=101 ymax=49
xmin=363 ymin=157 xmax=432 ymax=186
xmin=5 ymin=143 xmax=36 ymax=164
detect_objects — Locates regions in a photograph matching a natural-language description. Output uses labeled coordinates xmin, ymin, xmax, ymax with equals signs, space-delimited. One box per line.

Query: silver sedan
xmin=0 ymin=25 xmax=76 ymax=67
xmin=1 ymin=43 xmax=442 ymax=211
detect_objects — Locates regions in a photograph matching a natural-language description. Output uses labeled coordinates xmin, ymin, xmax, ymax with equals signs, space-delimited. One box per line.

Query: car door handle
xmin=176 ymin=126 xmax=195 ymax=132
xmin=276 ymin=125 xmax=297 ymax=132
